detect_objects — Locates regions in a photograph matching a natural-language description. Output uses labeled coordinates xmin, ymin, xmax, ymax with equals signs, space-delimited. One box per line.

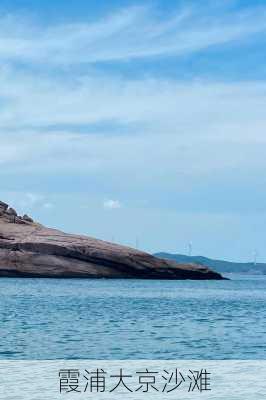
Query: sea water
xmin=0 ymin=274 xmax=265 ymax=360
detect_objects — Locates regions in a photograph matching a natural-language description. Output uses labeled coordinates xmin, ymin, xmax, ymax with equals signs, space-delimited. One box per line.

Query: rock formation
xmin=0 ymin=201 xmax=225 ymax=279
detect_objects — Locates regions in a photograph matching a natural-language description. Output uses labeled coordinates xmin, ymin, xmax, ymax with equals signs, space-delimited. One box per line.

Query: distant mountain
xmin=154 ymin=253 xmax=266 ymax=275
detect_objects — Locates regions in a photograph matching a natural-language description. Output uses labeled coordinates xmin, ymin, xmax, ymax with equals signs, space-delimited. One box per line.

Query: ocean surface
xmin=0 ymin=274 xmax=265 ymax=360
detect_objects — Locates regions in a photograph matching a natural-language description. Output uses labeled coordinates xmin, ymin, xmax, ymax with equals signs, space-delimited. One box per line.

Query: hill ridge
xmin=154 ymin=252 xmax=266 ymax=274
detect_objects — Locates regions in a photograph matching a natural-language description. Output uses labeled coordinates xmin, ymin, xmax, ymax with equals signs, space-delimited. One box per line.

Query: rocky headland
xmin=0 ymin=200 xmax=224 ymax=279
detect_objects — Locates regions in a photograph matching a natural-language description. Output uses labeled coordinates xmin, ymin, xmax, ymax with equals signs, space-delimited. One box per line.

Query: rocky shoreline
xmin=0 ymin=200 xmax=225 ymax=280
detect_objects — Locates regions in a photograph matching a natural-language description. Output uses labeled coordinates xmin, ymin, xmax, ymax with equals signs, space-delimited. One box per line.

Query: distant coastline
xmin=155 ymin=253 xmax=266 ymax=275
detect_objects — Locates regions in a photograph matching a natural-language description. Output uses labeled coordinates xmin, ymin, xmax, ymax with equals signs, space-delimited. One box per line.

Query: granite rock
xmin=0 ymin=201 xmax=225 ymax=280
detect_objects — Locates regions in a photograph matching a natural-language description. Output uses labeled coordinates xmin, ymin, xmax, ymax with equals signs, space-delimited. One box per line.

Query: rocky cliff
xmin=0 ymin=200 xmax=224 ymax=279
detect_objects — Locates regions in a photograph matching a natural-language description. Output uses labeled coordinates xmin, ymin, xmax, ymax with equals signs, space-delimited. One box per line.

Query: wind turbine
xmin=188 ymin=241 xmax=192 ymax=257
xmin=253 ymin=250 xmax=258 ymax=266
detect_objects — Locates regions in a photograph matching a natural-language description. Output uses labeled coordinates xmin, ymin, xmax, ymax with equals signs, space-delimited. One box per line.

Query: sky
xmin=1 ymin=0 xmax=266 ymax=262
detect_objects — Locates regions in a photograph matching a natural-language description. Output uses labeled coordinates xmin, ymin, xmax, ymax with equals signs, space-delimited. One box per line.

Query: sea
xmin=0 ymin=274 xmax=265 ymax=360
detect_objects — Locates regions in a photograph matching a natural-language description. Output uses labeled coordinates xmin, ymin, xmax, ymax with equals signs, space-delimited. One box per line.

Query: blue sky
xmin=1 ymin=0 xmax=266 ymax=262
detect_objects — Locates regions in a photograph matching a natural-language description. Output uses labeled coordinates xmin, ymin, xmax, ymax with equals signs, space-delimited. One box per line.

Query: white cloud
xmin=103 ymin=200 xmax=122 ymax=210
xmin=1 ymin=71 xmax=266 ymax=184
xmin=0 ymin=4 xmax=266 ymax=66
xmin=25 ymin=192 xmax=43 ymax=205
xmin=1 ymin=64 xmax=266 ymax=135
xmin=42 ymin=202 xmax=54 ymax=210
xmin=8 ymin=192 xmax=54 ymax=212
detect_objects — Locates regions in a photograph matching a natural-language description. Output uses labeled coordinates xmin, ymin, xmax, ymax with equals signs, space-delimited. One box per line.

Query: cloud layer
xmin=1 ymin=4 xmax=266 ymax=65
